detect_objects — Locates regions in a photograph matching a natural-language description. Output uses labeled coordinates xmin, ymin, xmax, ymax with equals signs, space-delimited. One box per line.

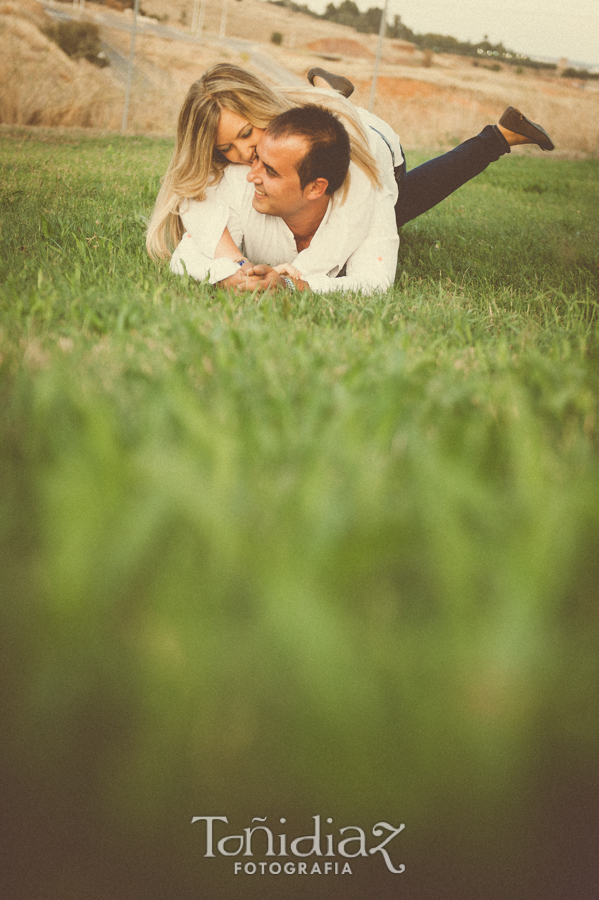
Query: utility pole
xmin=121 ymin=0 xmax=140 ymax=134
xmin=219 ymin=0 xmax=228 ymax=40
xmin=196 ymin=0 xmax=207 ymax=38
xmin=368 ymin=0 xmax=389 ymax=112
xmin=191 ymin=0 xmax=200 ymax=34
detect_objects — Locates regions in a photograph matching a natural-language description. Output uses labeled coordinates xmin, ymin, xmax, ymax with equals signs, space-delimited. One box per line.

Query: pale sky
xmin=304 ymin=0 xmax=599 ymax=66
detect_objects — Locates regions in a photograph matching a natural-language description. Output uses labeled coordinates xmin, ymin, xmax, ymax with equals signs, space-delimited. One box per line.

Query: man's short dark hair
xmin=265 ymin=105 xmax=351 ymax=195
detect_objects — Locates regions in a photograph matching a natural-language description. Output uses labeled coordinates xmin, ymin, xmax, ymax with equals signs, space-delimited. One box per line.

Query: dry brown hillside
xmin=0 ymin=0 xmax=246 ymax=129
xmin=0 ymin=0 xmax=119 ymax=127
xmin=2 ymin=0 xmax=598 ymax=153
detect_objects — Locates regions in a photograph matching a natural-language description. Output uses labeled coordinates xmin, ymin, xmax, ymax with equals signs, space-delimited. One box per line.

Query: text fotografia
xmin=191 ymin=815 xmax=406 ymax=875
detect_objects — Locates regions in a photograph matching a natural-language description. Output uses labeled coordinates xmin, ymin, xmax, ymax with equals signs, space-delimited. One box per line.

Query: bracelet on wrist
xmin=281 ymin=275 xmax=295 ymax=291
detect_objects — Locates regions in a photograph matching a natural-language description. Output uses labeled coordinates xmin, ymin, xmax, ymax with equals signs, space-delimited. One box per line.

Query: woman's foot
xmin=307 ymin=67 xmax=355 ymax=98
xmin=497 ymin=107 xmax=554 ymax=150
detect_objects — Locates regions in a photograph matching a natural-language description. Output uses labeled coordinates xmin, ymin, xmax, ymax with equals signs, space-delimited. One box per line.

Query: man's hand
xmin=272 ymin=263 xmax=309 ymax=292
xmin=220 ymin=264 xmax=284 ymax=293
xmin=273 ymin=263 xmax=303 ymax=281
xmin=241 ymin=264 xmax=285 ymax=292
xmin=219 ymin=263 xmax=308 ymax=293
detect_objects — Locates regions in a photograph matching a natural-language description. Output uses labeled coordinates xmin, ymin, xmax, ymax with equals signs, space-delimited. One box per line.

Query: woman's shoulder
xmin=356 ymin=106 xmax=403 ymax=176
xmin=178 ymin=181 xmax=222 ymax=213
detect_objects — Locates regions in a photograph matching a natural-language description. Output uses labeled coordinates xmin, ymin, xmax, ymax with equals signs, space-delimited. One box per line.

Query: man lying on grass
xmin=170 ymin=105 xmax=400 ymax=295
xmin=169 ymin=102 xmax=554 ymax=296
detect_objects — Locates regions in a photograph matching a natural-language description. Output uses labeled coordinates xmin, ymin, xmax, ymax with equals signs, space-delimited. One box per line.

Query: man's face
xmin=246 ymin=133 xmax=314 ymax=219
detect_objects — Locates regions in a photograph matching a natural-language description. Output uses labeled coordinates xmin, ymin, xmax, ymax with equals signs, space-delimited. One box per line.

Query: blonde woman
xmin=147 ymin=64 xmax=553 ymax=290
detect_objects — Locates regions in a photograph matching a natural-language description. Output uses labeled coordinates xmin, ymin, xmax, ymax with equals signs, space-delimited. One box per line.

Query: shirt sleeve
xmin=353 ymin=107 xmax=403 ymax=170
xmin=178 ymin=168 xmax=248 ymax=260
xmin=173 ymin=170 xmax=248 ymax=283
xmin=302 ymin=124 xmax=400 ymax=294
xmin=304 ymin=187 xmax=399 ymax=294
xmin=179 ymin=188 xmax=231 ymax=260
xmin=170 ymin=231 xmax=242 ymax=284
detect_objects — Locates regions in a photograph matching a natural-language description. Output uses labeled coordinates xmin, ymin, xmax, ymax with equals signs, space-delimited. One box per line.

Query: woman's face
xmin=215 ymin=108 xmax=265 ymax=165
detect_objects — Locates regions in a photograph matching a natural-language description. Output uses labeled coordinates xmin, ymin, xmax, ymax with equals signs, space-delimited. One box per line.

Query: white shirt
xmin=170 ymin=106 xmax=401 ymax=294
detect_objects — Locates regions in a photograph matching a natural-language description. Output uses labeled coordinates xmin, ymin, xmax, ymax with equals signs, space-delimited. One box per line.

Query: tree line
xmin=269 ymin=0 xmax=556 ymax=69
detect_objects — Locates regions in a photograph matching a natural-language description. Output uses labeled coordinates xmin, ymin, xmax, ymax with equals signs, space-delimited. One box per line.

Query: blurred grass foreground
xmin=1 ymin=129 xmax=599 ymax=900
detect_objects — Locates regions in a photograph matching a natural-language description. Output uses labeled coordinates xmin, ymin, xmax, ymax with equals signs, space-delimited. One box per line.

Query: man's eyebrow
xmin=255 ymin=151 xmax=279 ymax=177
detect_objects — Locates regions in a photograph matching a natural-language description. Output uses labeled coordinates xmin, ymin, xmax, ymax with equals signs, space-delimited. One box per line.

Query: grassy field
xmin=1 ymin=127 xmax=599 ymax=900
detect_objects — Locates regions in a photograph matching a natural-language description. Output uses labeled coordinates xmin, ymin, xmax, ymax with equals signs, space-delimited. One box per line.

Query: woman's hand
xmin=218 ymin=262 xmax=253 ymax=290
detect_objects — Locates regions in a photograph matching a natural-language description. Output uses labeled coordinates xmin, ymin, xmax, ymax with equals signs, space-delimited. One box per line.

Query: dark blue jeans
xmin=394 ymin=125 xmax=511 ymax=227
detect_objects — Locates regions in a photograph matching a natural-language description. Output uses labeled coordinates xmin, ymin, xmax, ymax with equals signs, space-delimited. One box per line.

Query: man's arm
xmin=299 ymin=179 xmax=399 ymax=294
xmin=291 ymin=162 xmax=376 ymax=282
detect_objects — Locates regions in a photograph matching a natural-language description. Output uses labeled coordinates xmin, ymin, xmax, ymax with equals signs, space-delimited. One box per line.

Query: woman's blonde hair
xmin=146 ymin=63 xmax=381 ymax=260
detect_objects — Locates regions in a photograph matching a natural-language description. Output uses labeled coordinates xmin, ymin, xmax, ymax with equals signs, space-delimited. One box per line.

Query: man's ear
xmin=304 ymin=177 xmax=329 ymax=200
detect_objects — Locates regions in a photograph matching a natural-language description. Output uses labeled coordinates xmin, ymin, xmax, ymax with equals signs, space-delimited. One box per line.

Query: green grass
xmin=1 ymin=128 xmax=599 ymax=900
